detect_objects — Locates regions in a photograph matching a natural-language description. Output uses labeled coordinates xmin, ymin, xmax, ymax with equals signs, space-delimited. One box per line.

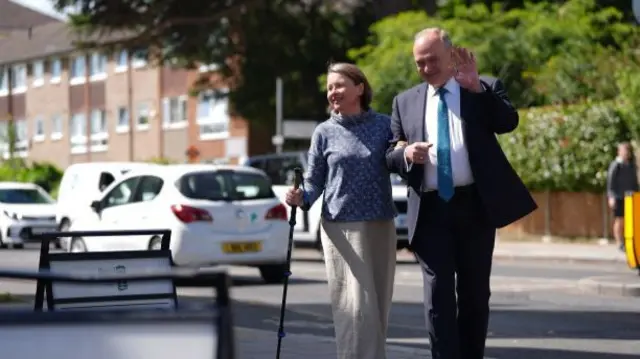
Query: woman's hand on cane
xmin=285 ymin=188 xmax=304 ymax=207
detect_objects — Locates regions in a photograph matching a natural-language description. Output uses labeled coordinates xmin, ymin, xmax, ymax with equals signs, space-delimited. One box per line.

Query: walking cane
xmin=276 ymin=167 xmax=303 ymax=359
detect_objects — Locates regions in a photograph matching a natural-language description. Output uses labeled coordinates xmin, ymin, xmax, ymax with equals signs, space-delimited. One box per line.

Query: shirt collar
xmin=428 ymin=77 xmax=459 ymax=98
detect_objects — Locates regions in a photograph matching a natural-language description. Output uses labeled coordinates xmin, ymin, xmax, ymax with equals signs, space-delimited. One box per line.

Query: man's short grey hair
xmin=414 ymin=27 xmax=453 ymax=48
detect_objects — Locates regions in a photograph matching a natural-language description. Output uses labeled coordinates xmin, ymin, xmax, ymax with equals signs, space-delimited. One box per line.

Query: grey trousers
xmin=320 ymin=219 xmax=397 ymax=359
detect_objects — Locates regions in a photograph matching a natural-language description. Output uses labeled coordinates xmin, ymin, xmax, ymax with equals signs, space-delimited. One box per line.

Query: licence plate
xmin=31 ymin=227 xmax=54 ymax=235
xmin=221 ymin=241 xmax=263 ymax=254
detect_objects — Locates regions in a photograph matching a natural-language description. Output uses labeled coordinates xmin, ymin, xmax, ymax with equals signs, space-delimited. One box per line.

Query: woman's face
xmin=326 ymin=72 xmax=363 ymax=114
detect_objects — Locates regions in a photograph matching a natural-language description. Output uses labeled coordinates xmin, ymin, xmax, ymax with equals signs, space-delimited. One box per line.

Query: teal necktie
xmin=436 ymin=87 xmax=454 ymax=201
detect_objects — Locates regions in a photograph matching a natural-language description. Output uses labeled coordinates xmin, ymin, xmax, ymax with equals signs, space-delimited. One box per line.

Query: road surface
xmin=0 ymin=244 xmax=638 ymax=358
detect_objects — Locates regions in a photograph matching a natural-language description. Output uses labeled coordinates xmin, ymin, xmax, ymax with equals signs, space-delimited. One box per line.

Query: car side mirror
xmin=90 ymin=200 xmax=101 ymax=213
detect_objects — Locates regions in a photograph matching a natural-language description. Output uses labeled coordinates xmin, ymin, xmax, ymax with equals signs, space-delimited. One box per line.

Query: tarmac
xmin=240 ymin=239 xmax=639 ymax=358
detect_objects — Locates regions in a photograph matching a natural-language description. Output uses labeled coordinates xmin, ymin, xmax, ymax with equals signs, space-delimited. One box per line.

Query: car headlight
xmin=3 ymin=211 xmax=20 ymax=220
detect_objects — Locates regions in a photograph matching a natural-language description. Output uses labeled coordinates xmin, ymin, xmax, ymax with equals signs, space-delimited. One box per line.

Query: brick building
xmin=0 ymin=6 xmax=272 ymax=169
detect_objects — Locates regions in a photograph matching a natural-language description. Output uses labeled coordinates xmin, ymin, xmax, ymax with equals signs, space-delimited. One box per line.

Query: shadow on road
xmin=225 ymin=299 xmax=640 ymax=359
xmin=485 ymin=348 xmax=639 ymax=359
xmin=176 ymin=274 xmax=325 ymax=288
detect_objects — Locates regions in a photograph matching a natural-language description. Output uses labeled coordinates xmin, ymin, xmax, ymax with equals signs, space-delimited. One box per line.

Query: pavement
xmin=493 ymin=239 xmax=628 ymax=263
xmin=491 ymin=240 xmax=640 ymax=298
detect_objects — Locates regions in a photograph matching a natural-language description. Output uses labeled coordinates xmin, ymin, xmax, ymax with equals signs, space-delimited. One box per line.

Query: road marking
xmin=229 ymin=263 xmax=580 ymax=292
xmin=485 ymin=338 xmax=640 ymax=355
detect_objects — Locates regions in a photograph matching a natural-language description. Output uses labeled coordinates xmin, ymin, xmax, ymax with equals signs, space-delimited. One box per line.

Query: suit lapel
xmin=459 ymin=86 xmax=470 ymax=139
xmin=416 ymin=83 xmax=428 ymax=142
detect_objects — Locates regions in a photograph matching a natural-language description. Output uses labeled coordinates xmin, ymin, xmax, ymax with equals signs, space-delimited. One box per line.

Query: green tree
xmin=345 ymin=0 xmax=639 ymax=114
xmin=52 ymin=0 xmax=375 ymax=128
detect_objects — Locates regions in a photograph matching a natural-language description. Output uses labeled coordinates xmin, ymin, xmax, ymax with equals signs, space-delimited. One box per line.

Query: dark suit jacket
xmin=386 ymin=77 xmax=537 ymax=242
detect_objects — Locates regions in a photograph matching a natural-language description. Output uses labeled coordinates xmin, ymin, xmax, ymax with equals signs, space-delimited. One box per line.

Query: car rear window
xmin=176 ymin=170 xmax=275 ymax=201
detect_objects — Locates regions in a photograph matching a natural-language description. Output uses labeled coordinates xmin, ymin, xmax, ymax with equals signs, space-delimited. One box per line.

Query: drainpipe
xmin=6 ymin=64 xmax=14 ymax=163
xmin=127 ymin=51 xmax=134 ymax=161
xmin=84 ymin=54 xmax=91 ymax=162
xmin=158 ymin=57 xmax=164 ymax=160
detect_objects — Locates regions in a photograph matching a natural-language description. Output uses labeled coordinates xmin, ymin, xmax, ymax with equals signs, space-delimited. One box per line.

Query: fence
xmin=498 ymin=192 xmax=612 ymax=240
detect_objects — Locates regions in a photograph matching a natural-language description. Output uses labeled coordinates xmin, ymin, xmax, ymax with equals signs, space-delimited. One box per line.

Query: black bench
xmin=32 ymin=229 xmax=176 ymax=311
xmin=0 ymin=268 xmax=235 ymax=359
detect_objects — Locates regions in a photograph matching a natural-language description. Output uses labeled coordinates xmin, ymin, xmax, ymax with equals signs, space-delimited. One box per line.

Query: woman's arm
xmin=302 ymin=127 xmax=328 ymax=210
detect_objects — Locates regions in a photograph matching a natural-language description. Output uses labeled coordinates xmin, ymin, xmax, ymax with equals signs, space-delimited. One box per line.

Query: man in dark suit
xmin=386 ymin=28 xmax=537 ymax=359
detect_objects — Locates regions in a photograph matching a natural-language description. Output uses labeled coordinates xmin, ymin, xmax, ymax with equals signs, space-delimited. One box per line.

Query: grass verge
xmin=0 ymin=292 xmax=24 ymax=303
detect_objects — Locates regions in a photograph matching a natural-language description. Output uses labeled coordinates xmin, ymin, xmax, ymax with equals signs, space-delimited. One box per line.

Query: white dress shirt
xmin=405 ymin=78 xmax=474 ymax=191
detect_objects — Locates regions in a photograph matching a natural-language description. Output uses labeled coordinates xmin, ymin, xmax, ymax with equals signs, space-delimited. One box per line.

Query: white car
xmin=65 ymin=164 xmax=291 ymax=283
xmin=0 ymin=182 xmax=58 ymax=249
xmin=56 ymin=161 xmax=157 ymax=233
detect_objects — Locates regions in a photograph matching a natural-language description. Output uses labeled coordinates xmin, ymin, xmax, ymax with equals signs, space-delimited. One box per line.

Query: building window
xmin=50 ymin=58 xmax=62 ymax=83
xmin=115 ymin=50 xmax=128 ymax=71
xmin=11 ymin=64 xmax=27 ymax=92
xmin=198 ymin=63 xmax=219 ymax=73
xmin=136 ymin=102 xmax=151 ymax=130
xmin=32 ymin=60 xmax=44 ymax=86
xmin=90 ymin=109 xmax=108 ymax=152
xmin=0 ymin=120 xmax=28 ymax=158
xmin=116 ymin=106 xmax=129 ymax=132
xmin=0 ymin=67 xmax=7 ymax=94
xmin=33 ymin=117 xmax=45 ymax=142
xmin=132 ymin=48 xmax=148 ymax=68
xmin=0 ymin=122 xmax=7 ymax=156
xmin=70 ymin=113 xmax=87 ymax=154
xmin=90 ymin=52 xmax=107 ymax=80
xmin=51 ymin=114 xmax=63 ymax=140
xmin=197 ymin=90 xmax=230 ymax=140
xmin=14 ymin=119 xmax=28 ymax=155
xmin=70 ymin=55 xmax=86 ymax=84
xmin=162 ymin=96 xmax=187 ymax=129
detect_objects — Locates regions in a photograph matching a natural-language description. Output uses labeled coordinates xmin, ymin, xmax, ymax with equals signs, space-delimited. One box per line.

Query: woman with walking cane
xmin=285 ymin=62 xmax=397 ymax=359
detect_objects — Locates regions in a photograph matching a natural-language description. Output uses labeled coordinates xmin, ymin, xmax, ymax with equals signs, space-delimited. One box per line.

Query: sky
xmin=11 ymin=0 xmax=67 ymax=20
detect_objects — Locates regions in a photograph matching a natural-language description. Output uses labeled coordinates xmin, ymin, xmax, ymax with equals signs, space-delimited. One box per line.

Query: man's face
xmin=413 ymin=33 xmax=452 ymax=87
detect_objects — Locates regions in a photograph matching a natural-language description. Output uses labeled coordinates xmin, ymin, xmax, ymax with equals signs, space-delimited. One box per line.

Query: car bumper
xmin=394 ymin=212 xmax=409 ymax=246
xmin=2 ymin=222 xmax=58 ymax=244
xmin=170 ymin=223 xmax=290 ymax=267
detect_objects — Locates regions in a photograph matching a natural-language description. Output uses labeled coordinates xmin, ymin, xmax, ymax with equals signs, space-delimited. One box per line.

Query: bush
xmin=499 ymin=101 xmax=631 ymax=192
xmin=0 ymin=160 xmax=63 ymax=196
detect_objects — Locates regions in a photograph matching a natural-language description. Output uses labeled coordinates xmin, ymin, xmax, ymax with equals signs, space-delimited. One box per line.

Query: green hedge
xmin=500 ymin=101 xmax=631 ymax=192
xmin=0 ymin=160 xmax=63 ymax=197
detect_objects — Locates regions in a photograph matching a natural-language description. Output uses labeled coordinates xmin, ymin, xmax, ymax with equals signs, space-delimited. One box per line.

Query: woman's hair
xmin=327 ymin=62 xmax=373 ymax=110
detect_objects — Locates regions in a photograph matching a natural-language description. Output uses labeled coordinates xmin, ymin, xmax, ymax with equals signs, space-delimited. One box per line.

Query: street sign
xmin=283 ymin=120 xmax=318 ymax=139
xmin=271 ymin=135 xmax=284 ymax=146
xmin=634 ymin=0 xmax=640 ymax=23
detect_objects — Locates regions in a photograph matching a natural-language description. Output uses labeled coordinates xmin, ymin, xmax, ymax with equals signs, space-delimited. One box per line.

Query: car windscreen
xmin=175 ymin=170 xmax=275 ymax=201
xmin=0 ymin=188 xmax=54 ymax=204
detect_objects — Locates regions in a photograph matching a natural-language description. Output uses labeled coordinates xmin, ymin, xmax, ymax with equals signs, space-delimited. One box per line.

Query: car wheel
xmin=70 ymin=238 xmax=87 ymax=253
xmin=55 ymin=219 xmax=70 ymax=250
xmin=12 ymin=243 xmax=24 ymax=249
xmin=148 ymin=236 xmax=162 ymax=250
xmin=0 ymin=233 xmax=7 ymax=249
xmin=258 ymin=264 xmax=288 ymax=284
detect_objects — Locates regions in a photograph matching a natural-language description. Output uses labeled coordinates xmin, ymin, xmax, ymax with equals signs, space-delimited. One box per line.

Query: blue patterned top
xmin=302 ymin=109 xmax=397 ymax=222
